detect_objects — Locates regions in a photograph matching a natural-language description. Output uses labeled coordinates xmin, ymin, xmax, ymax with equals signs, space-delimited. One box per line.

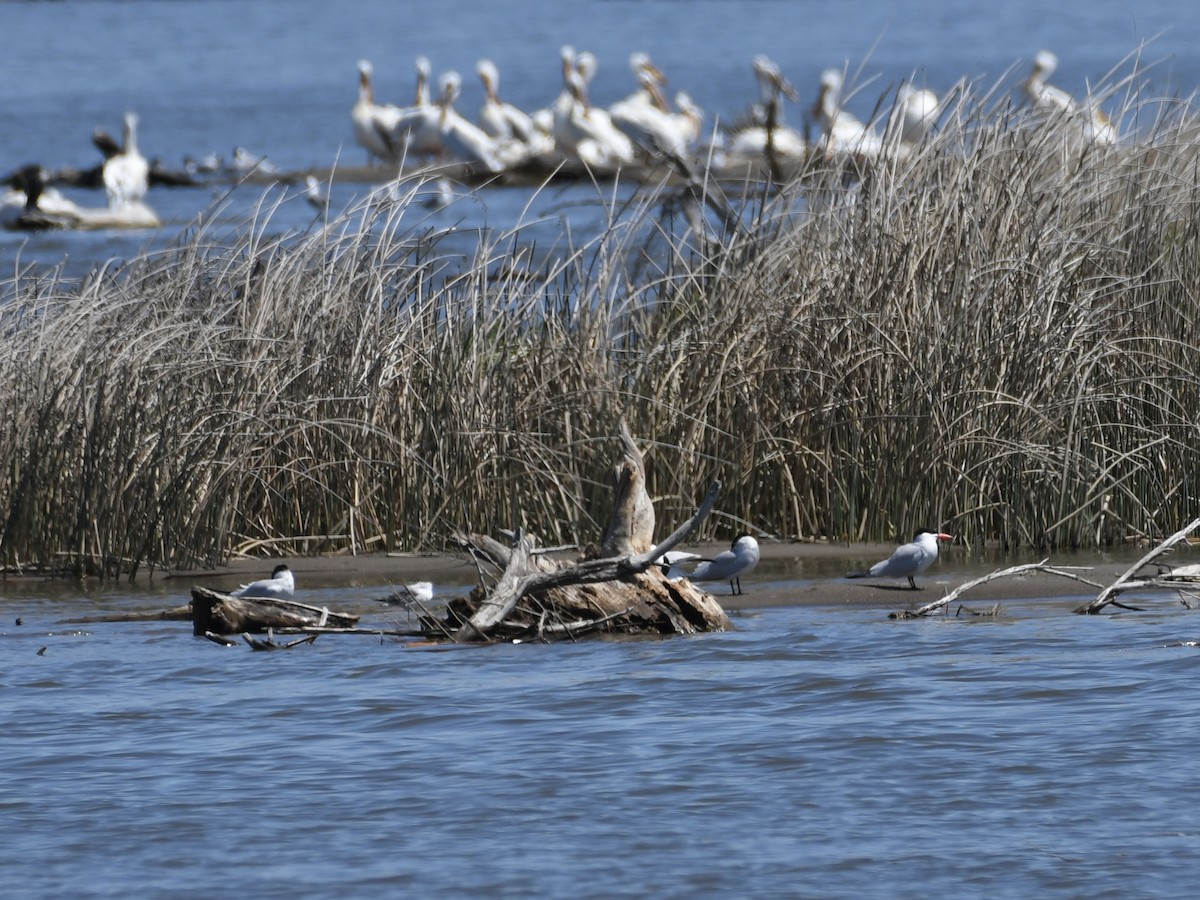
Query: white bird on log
xmin=231 ymin=564 xmax=295 ymax=600
xmin=686 ymin=535 xmax=761 ymax=595
xmin=102 ymin=112 xmax=150 ymax=208
xmin=847 ymin=530 xmax=953 ymax=589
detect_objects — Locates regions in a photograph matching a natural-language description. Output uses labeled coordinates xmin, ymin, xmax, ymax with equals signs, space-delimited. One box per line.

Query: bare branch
xmin=1076 ymin=517 xmax=1200 ymax=614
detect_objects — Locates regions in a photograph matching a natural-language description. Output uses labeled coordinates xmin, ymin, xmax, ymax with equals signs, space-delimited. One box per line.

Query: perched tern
xmin=379 ymin=581 xmax=435 ymax=605
xmin=687 ymin=534 xmax=761 ymax=595
xmin=847 ymin=530 xmax=953 ymax=589
xmin=231 ymin=564 xmax=295 ymax=600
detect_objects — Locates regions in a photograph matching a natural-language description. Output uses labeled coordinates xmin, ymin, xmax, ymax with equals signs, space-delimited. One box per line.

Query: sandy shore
xmin=165 ymin=538 xmax=1178 ymax=614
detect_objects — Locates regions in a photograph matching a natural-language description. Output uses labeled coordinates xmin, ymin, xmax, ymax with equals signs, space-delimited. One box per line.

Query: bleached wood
xmin=1076 ymin=517 xmax=1200 ymax=614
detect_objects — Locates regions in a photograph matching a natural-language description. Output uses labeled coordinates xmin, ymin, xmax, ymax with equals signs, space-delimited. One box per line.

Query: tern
xmin=379 ymin=582 xmax=435 ymax=605
xmin=231 ymin=564 xmax=295 ymax=600
xmin=847 ymin=530 xmax=953 ymax=589
xmin=687 ymin=534 xmax=761 ymax=595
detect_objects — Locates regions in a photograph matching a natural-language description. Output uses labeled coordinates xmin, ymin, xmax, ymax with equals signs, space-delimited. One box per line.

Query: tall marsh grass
xmin=3 ymin=70 xmax=1200 ymax=575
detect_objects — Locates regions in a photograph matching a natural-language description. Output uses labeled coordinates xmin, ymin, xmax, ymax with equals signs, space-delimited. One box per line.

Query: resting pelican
xmin=896 ymin=84 xmax=939 ymax=144
xmin=102 ymin=112 xmax=150 ymax=208
xmin=476 ymin=59 xmax=537 ymax=143
xmin=231 ymin=564 xmax=295 ymax=600
xmin=352 ymin=59 xmax=404 ymax=164
xmin=1021 ymin=50 xmax=1116 ymax=145
xmin=436 ymin=71 xmax=506 ymax=172
xmin=609 ymin=57 xmax=697 ymax=158
xmin=393 ymin=56 xmax=444 ymax=159
xmin=725 ymin=55 xmax=806 ymax=160
xmin=811 ymin=67 xmax=884 ymax=160
xmin=554 ymin=68 xmax=634 ymax=168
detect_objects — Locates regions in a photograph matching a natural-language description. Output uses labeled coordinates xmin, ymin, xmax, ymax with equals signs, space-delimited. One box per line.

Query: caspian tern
xmin=687 ymin=534 xmax=761 ymax=595
xmin=847 ymin=530 xmax=953 ymax=589
xmin=231 ymin=564 xmax=295 ymax=600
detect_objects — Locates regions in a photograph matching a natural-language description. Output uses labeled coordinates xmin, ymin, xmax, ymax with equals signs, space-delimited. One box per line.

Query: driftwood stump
xmin=191 ymin=586 xmax=360 ymax=636
xmin=433 ymin=421 xmax=732 ymax=643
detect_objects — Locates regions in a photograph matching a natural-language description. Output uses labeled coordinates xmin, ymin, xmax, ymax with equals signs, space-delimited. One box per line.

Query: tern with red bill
xmin=847 ymin=530 xmax=953 ymax=589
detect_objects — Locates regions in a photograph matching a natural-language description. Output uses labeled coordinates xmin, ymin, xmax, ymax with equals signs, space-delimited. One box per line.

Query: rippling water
xmin=5 ymin=569 xmax=1200 ymax=897
xmin=6 ymin=2 xmax=1200 ymax=895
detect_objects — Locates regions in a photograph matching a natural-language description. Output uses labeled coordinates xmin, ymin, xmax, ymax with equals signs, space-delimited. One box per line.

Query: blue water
xmin=4 ymin=575 xmax=1200 ymax=898
xmin=6 ymin=2 xmax=1200 ymax=895
xmin=3 ymin=0 xmax=1200 ymax=277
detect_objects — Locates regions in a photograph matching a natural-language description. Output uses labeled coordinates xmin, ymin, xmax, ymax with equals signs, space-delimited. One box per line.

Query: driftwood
xmin=891 ymin=561 xmax=1103 ymax=619
xmin=891 ymin=518 xmax=1200 ymax=619
xmin=435 ymin=423 xmax=732 ymax=643
xmin=190 ymin=585 xmax=359 ymax=635
xmin=1075 ymin=517 xmax=1200 ymax=614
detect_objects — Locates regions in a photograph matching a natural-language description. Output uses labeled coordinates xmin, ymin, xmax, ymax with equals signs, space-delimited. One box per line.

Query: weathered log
xmin=191 ymin=585 xmax=359 ymax=635
xmin=599 ymin=419 xmax=656 ymax=558
xmin=444 ymin=421 xmax=731 ymax=643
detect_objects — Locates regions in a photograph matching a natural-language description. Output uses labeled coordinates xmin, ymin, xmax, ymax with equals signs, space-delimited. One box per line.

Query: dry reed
xmin=3 ymin=63 xmax=1200 ymax=576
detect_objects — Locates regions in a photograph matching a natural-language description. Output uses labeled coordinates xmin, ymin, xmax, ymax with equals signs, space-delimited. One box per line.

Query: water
xmin=4 ymin=0 xmax=1200 ymax=278
xmin=6 ymin=2 xmax=1200 ymax=894
xmin=5 ymin=559 xmax=1200 ymax=898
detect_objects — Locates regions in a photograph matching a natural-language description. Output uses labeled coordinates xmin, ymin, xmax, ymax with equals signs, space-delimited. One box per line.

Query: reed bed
xmin=3 ymin=70 xmax=1200 ymax=576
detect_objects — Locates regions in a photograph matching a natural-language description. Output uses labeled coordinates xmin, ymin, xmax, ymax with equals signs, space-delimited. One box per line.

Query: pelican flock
xmin=4 ymin=47 xmax=1126 ymax=232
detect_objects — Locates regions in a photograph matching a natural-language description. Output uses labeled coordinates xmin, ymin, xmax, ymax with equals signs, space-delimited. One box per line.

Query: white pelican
xmin=609 ymin=59 xmax=698 ymax=158
xmin=889 ymin=83 xmax=940 ymax=148
xmin=352 ymin=59 xmax=404 ymax=164
xmin=436 ymin=71 xmax=506 ymax=173
xmin=725 ymin=55 xmax=806 ymax=161
xmin=231 ymin=564 xmax=296 ymax=600
xmin=846 ymin=530 xmax=953 ymax=589
xmin=685 ymin=535 xmax=761 ymax=595
xmin=1021 ymin=50 xmax=1116 ymax=145
xmin=102 ymin=112 xmax=149 ymax=208
xmin=554 ymin=68 xmax=634 ymax=168
xmin=811 ymin=68 xmax=884 ymax=160
xmin=476 ymin=58 xmax=537 ymax=144
xmin=392 ymin=56 xmax=444 ymax=159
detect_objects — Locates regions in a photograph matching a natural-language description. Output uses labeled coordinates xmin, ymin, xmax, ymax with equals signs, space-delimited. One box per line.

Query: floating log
xmin=431 ymin=420 xmax=733 ymax=643
xmin=190 ymin=585 xmax=359 ymax=636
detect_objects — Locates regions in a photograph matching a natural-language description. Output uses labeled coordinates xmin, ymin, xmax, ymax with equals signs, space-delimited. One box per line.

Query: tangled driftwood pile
xmin=191 ymin=421 xmax=731 ymax=645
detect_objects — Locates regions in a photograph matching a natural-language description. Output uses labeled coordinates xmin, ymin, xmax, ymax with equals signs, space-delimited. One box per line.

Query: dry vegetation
xmin=3 ymin=69 xmax=1200 ymax=577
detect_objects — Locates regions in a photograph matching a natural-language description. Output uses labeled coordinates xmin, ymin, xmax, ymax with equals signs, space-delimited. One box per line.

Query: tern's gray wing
xmin=691 ymin=549 xmax=737 ymax=581
xmin=869 ymin=541 xmax=924 ymax=577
